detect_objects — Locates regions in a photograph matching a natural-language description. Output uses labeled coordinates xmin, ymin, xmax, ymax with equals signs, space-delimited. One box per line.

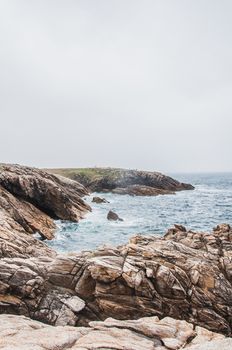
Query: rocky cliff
xmin=46 ymin=167 xmax=194 ymax=196
xmin=0 ymin=164 xmax=91 ymax=239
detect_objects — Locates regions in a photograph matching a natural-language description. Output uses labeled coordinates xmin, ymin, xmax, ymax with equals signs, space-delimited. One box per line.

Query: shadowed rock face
xmin=112 ymin=184 xmax=175 ymax=196
xmin=0 ymin=164 xmax=91 ymax=239
xmin=1 ymin=222 xmax=232 ymax=336
xmin=107 ymin=210 xmax=123 ymax=221
xmin=46 ymin=167 xmax=194 ymax=195
xmin=0 ymin=314 xmax=228 ymax=350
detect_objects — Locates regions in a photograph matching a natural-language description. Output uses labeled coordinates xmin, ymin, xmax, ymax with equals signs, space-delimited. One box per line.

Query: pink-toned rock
xmin=0 ymin=314 xmax=229 ymax=350
xmin=1 ymin=224 xmax=232 ymax=335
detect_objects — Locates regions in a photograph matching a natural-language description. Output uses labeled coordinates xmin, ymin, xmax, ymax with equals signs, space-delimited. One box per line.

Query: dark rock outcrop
xmin=107 ymin=210 xmax=123 ymax=221
xmin=112 ymin=185 xmax=175 ymax=196
xmin=46 ymin=167 xmax=194 ymax=196
xmin=0 ymin=164 xmax=91 ymax=239
xmin=1 ymin=222 xmax=232 ymax=335
xmin=92 ymin=196 xmax=109 ymax=203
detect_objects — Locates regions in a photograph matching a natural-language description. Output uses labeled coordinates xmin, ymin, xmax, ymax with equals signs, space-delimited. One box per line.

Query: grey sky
xmin=0 ymin=0 xmax=231 ymax=172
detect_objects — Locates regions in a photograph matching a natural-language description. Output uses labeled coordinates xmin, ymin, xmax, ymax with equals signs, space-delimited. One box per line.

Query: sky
xmin=0 ymin=0 xmax=231 ymax=172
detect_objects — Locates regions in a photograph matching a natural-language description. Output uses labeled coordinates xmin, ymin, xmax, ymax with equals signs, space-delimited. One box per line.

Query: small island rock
xmin=92 ymin=196 xmax=109 ymax=203
xmin=107 ymin=210 xmax=123 ymax=221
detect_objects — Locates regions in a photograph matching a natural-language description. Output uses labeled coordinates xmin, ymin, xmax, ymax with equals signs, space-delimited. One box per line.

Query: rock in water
xmin=107 ymin=210 xmax=123 ymax=221
xmin=92 ymin=196 xmax=109 ymax=203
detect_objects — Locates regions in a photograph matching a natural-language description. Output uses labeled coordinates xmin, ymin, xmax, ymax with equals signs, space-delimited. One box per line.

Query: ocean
xmin=47 ymin=173 xmax=232 ymax=253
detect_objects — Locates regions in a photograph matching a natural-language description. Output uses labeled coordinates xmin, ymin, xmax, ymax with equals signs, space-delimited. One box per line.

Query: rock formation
xmin=1 ymin=219 xmax=232 ymax=336
xmin=46 ymin=167 xmax=194 ymax=196
xmin=0 ymin=164 xmax=232 ymax=348
xmin=107 ymin=210 xmax=123 ymax=221
xmin=0 ymin=164 xmax=91 ymax=239
xmin=112 ymin=185 xmax=175 ymax=196
xmin=92 ymin=196 xmax=109 ymax=203
xmin=0 ymin=313 xmax=229 ymax=350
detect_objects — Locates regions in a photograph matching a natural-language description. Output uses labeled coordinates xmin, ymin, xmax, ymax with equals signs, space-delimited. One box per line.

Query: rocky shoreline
xmin=0 ymin=164 xmax=91 ymax=240
xmin=0 ymin=164 xmax=231 ymax=349
xmin=46 ymin=167 xmax=194 ymax=196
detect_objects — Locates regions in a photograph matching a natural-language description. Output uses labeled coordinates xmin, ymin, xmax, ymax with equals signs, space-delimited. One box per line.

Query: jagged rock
xmin=0 ymin=164 xmax=91 ymax=239
xmin=0 ymin=185 xmax=56 ymax=240
xmin=1 ymin=224 xmax=232 ymax=335
xmin=0 ymin=210 xmax=56 ymax=258
xmin=92 ymin=196 xmax=109 ymax=203
xmin=0 ymin=314 xmax=228 ymax=350
xmin=213 ymin=223 xmax=231 ymax=234
xmin=46 ymin=167 xmax=194 ymax=195
xmin=107 ymin=210 xmax=123 ymax=221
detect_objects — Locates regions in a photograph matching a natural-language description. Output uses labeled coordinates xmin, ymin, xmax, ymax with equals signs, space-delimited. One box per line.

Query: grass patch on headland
xmin=45 ymin=167 xmax=125 ymax=182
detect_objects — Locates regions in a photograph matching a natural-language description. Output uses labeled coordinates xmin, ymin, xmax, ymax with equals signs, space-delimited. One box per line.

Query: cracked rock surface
xmin=0 ymin=314 xmax=230 ymax=350
xmin=1 ymin=222 xmax=232 ymax=335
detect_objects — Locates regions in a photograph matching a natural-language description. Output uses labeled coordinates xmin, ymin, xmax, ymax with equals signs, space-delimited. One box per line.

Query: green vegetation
xmin=45 ymin=167 xmax=126 ymax=182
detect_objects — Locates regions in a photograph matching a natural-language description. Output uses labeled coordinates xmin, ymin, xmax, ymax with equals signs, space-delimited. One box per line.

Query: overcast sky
xmin=0 ymin=0 xmax=231 ymax=172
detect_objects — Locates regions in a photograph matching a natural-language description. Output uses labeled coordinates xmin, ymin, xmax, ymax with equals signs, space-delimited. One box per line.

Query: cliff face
xmin=46 ymin=167 xmax=194 ymax=195
xmin=0 ymin=164 xmax=91 ymax=239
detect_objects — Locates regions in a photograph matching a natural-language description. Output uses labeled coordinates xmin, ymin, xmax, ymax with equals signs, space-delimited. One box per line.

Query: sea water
xmin=47 ymin=173 xmax=232 ymax=253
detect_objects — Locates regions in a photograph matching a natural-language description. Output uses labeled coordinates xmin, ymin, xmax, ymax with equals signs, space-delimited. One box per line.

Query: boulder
xmin=107 ymin=210 xmax=123 ymax=221
xmin=92 ymin=196 xmax=109 ymax=203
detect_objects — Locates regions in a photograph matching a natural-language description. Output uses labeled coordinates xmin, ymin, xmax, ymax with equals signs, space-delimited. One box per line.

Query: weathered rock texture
xmin=0 ymin=164 xmax=91 ymax=239
xmin=0 ymin=314 xmax=229 ymax=350
xmin=2 ymin=163 xmax=232 ymax=348
xmin=46 ymin=167 xmax=194 ymax=195
xmin=1 ymin=222 xmax=232 ymax=336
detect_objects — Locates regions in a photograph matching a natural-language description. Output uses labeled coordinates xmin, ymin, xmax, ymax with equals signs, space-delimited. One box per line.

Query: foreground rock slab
xmin=0 ymin=314 xmax=229 ymax=350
